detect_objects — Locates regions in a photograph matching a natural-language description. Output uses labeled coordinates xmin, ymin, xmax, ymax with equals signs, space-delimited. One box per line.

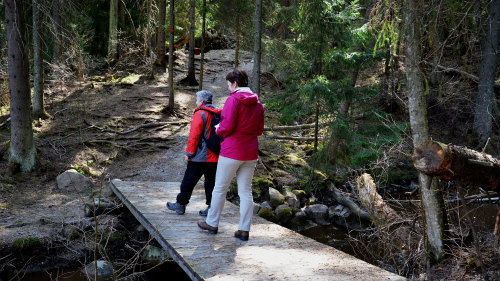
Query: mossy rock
xmin=284 ymin=153 xmax=308 ymax=168
xmin=292 ymin=189 xmax=306 ymax=200
xmin=257 ymin=207 xmax=278 ymax=223
xmin=275 ymin=204 xmax=293 ymax=223
xmin=12 ymin=237 xmax=42 ymax=251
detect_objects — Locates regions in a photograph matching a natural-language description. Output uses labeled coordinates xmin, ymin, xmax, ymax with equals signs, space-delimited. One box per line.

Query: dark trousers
xmin=176 ymin=161 xmax=217 ymax=206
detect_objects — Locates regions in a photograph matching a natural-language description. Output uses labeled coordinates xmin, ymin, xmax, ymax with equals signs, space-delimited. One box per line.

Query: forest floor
xmin=0 ymin=49 xmax=499 ymax=280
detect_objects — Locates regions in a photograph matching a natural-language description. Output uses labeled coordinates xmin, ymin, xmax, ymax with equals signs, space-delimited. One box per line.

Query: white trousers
xmin=206 ymin=156 xmax=257 ymax=231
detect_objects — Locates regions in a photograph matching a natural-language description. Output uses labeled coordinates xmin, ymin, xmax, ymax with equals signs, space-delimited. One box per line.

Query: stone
xmin=292 ymin=189 xmax=306 ymax=200
xmin=253 ymin=203 xmax=261 ymax=215
xmin=257 ymin=207 xmax=278 ymax=223
xmin=275 ymin=204 xmax=293 ymax=223
xmin=268 ymin=187 xmax=285 ymax=208
xmin=141 ymin=245 xmax=169 ymax=264
xmin=261 ymin=201 xmax=273 ymax=210
xmin=284 ymin=190 xmax=300 ymax=208
xmin=57 ymin=169 xmax=91 ymax=191
xmin=83 ymin=260 xmax=113 ymax=280
xmin=304 ymin=204 xmax=330 ymax=226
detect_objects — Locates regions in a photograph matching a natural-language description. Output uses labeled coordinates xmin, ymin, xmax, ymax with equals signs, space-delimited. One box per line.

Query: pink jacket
xmin=216 ymin=87 xmax=265 ymax=161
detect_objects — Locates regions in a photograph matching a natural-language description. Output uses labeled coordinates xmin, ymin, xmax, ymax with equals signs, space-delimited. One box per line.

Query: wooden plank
xmin=110 ymin=179 xmax=406 ymax=281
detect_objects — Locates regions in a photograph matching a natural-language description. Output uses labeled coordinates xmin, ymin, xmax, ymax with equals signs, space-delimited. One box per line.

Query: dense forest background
xmin=0 ymin=0 xmax=499 ymax=280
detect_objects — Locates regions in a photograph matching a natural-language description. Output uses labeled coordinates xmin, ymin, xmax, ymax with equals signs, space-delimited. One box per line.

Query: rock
xmin=83 ymin=260 xmax=113 ymax=280
xmin=295 ymin=210 xmax=307 ymax=218
xmin=328 ymin=205 xmax=352 ymax=220
xmin=268 ymin=187 xmax=285 ymax=208
xmin=141 ymin=245 xmax=169 ymax=264
xmin=57 ymin=169 xmax=91 ymax=191
xmin=257 ymin=207 xmax=278 ymax=223
xmin=285 ymin=153 xmax=308 ymax=167
xmin=292 ymin=189 xmax=306 ymax=200
xmin=261 ymin=201 xmax=273 ymax=210
xmin=253 ymin=203 xmax=261 ymax=215
xmin=275 ymin=204 xmax=293 ymax=223
xmin=304 ymin=204 xmax=330 ymax=226
xmin=284 ymin=190 xmax=300 ymax=208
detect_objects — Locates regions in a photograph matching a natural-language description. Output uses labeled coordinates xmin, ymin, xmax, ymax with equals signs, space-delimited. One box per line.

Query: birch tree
xmin=5 ymin=0 xmax=36 ymax=172
xmin=405 ymin=0 xmax=447 ymax=263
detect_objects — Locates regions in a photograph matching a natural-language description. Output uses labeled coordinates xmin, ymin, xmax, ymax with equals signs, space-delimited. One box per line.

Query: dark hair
xmin=226 ymin=69 xmax=248 ymax=87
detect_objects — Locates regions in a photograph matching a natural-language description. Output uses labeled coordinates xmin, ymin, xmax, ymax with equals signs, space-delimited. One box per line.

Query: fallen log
xmin=356 ymin=174 xmax=420 ymax=255
xmin=264 ymin=122 xmax=328 ymax=131
xmin=412 ymin=141 xmax=500 ymax=190
xmin=264 ymin=135 xmax=322 ymax=141
xmin=329 ymin=184 xmax=370 ymax=221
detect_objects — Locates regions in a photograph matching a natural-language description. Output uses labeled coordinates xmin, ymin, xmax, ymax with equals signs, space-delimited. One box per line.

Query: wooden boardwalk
xmin=110 ymin=179 xmax=406 ymax=281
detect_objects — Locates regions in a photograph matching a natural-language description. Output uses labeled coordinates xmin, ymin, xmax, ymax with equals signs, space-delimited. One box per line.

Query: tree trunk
xmin=235 ymin=17 xmax=240 ymax=68
xmin=413 ymin=141 xmax=500 ymax=190
xmin=156 ymin=0 xmax=167 ymax=70
xmin=144 ymin=0 xmax=152 ymax=58
xmin=251 ymin=0 xmax=262 ymax=93
xmin=473 ymin=0 xmax=500 ymax=147
xmin=33 ymin=0 xmax=48 ymax=119
xmin=108 ymin=0 xmax=119 ymax=63
xmin=51 ymin=0 xmax=62 ymax=63
xmin=199 ymin=0 xmax=206 ymax=90
xmin=168 ymin=0 xmax=175 ymax=111
xmin=5 ymin=0 xmax=36 ymax=172
xmin=405 ymin=0 xmax=446 ymax=263
xmin=182 ymin=0 xmax=198 ymax=86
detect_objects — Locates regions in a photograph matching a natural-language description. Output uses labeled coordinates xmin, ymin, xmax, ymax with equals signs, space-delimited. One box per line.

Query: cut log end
xmin=412 ymin=141 xmax=446 ymax=173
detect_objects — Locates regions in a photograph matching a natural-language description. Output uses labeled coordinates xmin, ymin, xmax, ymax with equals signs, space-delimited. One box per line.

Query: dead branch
xmin=264 ymin=135 xmax=322 ymax=141
xmin=0 ymin=117 xmax=10 ymax=128
xmin=84 ymin=120 xmax=189 ymax=135
xmin=264 ymin=122 xmax=328 ymax=131
xmin=329 ymin=183 xmax=371 ymax=221
xmin=424 ymin=61 xmax=500 ymax=89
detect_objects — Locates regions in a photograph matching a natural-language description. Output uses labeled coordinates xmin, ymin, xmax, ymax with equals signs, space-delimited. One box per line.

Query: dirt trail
xmin=0 ymin=49 xmax=253 ymax=247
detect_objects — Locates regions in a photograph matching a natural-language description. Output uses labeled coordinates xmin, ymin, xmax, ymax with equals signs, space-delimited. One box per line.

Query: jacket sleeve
xmin=186 ymin=111 xmax=204 ymax=157
xmin=257 ymin=103 xmax=265 ymax=136
xmin=216 ymin=96 xmax=238 ymax=138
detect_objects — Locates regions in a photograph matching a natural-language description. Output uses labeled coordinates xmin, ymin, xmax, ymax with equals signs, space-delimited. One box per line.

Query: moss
xmin=252 ymin=177 xmax=273 ymax=187
xmin=275 ymin=205 xmax=292 ymax=223
xmin=12 ymin=237 xmax=42 ymax=251
xmin=292 ymin=189 xmax=306 ymax=200
xmin=257 ymin=207 xmax=278 ymax=223
xmin=284 ymin=153 xmax=308 ymax=168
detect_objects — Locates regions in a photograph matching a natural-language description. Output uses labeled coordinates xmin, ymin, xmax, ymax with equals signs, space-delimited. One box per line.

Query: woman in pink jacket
xmin=198 ymin=69 xmax=265 ymax=241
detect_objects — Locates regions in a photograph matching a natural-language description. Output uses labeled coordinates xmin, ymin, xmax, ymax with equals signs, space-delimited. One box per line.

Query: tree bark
xmin=413 ymin=141 xmax=500 ymax=190
xmin=168 ymin=0 xmax=175 ymax=111
xmin=108 ymin=0 xmax=119 ymax=63
xmin=156 ymin=0 xmax=167 ymax=70
xmin=5 ymin=0 xmax=36 ymax=172
xmin=405 ymin=0 xmax=446 ymax=263
xmin=33 ymin=0 xmax=48 ymax=119
xmin=199 ymin=0 xmax=206 ymax=90
xmin=182 ymin=0 xmax=198 ymax=86
xmin=251 ymin=0 xmax=262 ymax=93
xmin=473 ymin=0 xmax=500 ymax=146
xmin=235 ymin=17 xmax=240 ymax=68
xmin=51 ymin=0 xmax=62 ymax=63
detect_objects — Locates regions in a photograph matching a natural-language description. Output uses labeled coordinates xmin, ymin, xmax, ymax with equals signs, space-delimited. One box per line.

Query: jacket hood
xmin=195 ymin=104 xmax=222 ymax=114
xmin=231 ymin=87 xmax=259 ymax=105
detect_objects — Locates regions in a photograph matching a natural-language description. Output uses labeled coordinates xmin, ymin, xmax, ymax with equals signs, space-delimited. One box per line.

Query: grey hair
xmin=196 ymin=90 xmax=213 ymax=104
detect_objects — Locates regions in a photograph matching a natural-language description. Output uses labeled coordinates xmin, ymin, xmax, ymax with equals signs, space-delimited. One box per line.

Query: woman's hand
xmin=185 ymin=155 xmax=189 ymax=161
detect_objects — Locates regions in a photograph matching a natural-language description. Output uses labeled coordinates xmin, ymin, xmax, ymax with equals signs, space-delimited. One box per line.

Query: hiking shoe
xmin=234 ymin=230 xmax=249 ymax=241
xmin=199 ymin=205 xmax=210 ymax=217
xmin=197 ymin=220 xmax=218 ymax=234
xmin=166 ymin=202 xmax=185 ymax=215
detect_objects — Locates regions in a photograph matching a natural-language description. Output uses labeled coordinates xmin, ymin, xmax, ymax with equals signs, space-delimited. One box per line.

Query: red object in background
xmin=277 ymin=22 xmax=281 ymax=27
xmin=195 ymin=48 xmax=201 ymax=55
xmin=169 ymin=28 xmax=174 ymax=34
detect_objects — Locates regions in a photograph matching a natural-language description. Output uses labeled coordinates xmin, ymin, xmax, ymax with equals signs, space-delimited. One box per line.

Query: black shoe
xmin=197 ymin=220 xmax=218 ymax=234
xmin=166 ymin=202 xmax=185 ymax=215
xmin=199 ymin=205 xmax=210 ymax=217
xmin=234 ymin=230 xmax=249 ymax=241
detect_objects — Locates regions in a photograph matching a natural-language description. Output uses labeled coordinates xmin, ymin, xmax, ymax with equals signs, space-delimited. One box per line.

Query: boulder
xmin=275 ymin=204 xmax=293 ymax=224
xmin=260 ymin=201 xmax=273 ymax=210
xmin=141 ymin=245 xmax=169 ymax=264
xmin=253 ymin=203 xmax=261 ymax=215
xmin=57 ymin=169 xmax=91 ymax=191
xmin=304 ymin=204 xmax=330 ymax=226
xmin=268 ymin=187 xmax=285 ymax=208
xmin=328 ymin=205 xmax=352 ymax=220
xmin=284 ymin=190 xmax=300 ymax=208
xmin=257 ymin=207 xmax=278 ymax=223
xmin=83 ymin=260 xmax=113 ymax=280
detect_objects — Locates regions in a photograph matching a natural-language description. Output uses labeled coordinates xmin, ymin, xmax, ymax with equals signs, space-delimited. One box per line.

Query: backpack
xmin=196 ymin=108 xmax=221 ymax=154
